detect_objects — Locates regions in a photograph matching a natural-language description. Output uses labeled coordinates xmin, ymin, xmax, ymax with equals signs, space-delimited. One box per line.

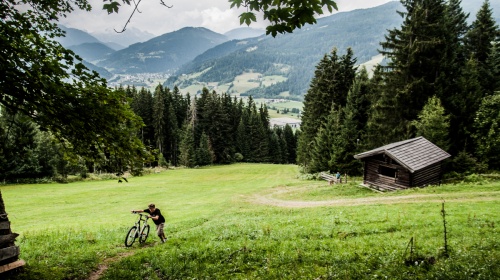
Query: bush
xmin=449 ymin=151 xmax=487 ymax=174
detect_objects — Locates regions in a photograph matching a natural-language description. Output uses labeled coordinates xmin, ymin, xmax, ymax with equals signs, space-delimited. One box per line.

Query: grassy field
xmin=1 ymin=164 xmax=499 ymax=279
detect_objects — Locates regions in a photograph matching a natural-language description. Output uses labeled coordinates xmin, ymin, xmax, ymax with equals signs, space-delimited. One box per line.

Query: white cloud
xmin=58 ymin=0 xmax=393 ymax=36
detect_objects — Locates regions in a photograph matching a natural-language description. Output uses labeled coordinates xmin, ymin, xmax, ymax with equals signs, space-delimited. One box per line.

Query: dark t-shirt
xmin=144 ymin=208 xmax=166 ymax=225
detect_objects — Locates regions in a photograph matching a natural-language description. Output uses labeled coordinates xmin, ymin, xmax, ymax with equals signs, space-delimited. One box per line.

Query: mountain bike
xmin=125 ymin=212 xmax=151 ymax=247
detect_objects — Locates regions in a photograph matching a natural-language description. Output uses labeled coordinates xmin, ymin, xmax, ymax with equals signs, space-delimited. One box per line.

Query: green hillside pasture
xmin=2 ymin=164 xmax=499 ymax=279
xmin=232 ymin=72 xmax=261 ymax=93
xmin=261 ymin=75 xmax=287 ymax=87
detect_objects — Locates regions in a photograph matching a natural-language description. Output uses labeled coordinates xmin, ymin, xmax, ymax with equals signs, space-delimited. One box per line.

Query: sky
xmin=59 ymin=0 xmax=393 ymax=36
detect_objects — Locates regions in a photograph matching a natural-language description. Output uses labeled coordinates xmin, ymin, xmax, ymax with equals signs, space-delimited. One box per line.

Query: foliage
xmin=297 ymin=48 xmax=356 ymax=172
xmin=412 ymin=96 xmax=450 ymax=151
xmin=1 ymin=1 xmax=149 ymax=171
xmin=473 ymin=93 xmax=500 ymax=169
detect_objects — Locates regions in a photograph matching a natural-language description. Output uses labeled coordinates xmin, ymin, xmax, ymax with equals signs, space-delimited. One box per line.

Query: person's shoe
xmin=161 ymin=238 xmax=166 ymax=243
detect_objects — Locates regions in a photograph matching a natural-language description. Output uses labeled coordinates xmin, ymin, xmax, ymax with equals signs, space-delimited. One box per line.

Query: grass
xmin=2 ymin=163 xmax=499 ymax=279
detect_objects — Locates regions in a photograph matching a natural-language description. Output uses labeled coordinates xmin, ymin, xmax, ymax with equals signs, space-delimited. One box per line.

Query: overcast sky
xmin=59 ymin=0 xmax=393 ymax=35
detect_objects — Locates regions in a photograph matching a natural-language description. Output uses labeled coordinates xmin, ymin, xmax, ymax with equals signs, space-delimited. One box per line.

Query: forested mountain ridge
xmin=96 ymin=27 xmax=230 ymax=74
xmin=165 ymin=1 xmax=404 ymax=99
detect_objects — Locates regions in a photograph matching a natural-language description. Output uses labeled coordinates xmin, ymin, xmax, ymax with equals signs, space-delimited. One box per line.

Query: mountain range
xmin=56 ymin=0 xmax=500 ymax=99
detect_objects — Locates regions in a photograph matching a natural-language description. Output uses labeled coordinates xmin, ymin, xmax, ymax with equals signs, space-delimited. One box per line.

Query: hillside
xmin=96 ymin=27 xmax=229 ymax=74
xmin=165 ymin=1 xmax=404 ymax=98
xmin=2 ymin=164 xmax=499 ymax=279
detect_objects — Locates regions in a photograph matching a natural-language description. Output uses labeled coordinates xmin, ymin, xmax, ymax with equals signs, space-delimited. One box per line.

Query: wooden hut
xmin=0 ymin=192 xmax=24 ymax=274
xmin=354 ymin=137 xmax=451 ymax=191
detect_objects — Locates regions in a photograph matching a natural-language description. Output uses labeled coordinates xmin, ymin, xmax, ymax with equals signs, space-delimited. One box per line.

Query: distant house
xmin=354 ymin=137 xmax=451 ymax=191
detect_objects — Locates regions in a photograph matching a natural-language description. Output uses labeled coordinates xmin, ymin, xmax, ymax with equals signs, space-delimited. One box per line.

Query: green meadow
xmin=1 ymin=164 xmax=499 ymax=279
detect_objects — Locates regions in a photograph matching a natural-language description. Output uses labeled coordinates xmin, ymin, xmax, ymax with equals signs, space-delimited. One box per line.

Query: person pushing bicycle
xmin=132 ymin=203 xmax=167 ymax=243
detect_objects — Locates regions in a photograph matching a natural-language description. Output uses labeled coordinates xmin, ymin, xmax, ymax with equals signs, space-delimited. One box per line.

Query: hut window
xmin=379 ymin=166 xmax=397 ymax=177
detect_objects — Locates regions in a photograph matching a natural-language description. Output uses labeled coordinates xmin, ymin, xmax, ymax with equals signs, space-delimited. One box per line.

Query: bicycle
xmin=125 ymin=212 xmax=151 ymax=247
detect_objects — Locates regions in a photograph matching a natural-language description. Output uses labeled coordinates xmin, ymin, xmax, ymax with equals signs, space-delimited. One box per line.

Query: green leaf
xmin=239 ymin=12 xmax=257 ymax=26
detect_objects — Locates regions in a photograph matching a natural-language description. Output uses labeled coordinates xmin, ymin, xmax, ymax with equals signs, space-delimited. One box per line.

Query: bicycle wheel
xmin=125 ymin=226 xmax=138 ymax=247
xmin=139 ymin=224 xmax=150 ymax=243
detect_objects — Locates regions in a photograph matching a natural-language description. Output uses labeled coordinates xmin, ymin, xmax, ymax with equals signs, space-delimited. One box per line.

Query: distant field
xmin=3 ymin=164 xmax=498 ymax=279
xmin=232 ymin=72 xmax=261 ymax=93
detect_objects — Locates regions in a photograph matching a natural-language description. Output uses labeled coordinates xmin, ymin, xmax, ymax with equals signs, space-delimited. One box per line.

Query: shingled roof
xmin=354 ymin=137 xmax=451 ymax=173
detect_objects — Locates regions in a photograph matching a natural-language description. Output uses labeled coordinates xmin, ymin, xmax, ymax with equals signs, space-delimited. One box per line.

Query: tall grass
xmin=1 ymin=163 xmax=499 ymax=279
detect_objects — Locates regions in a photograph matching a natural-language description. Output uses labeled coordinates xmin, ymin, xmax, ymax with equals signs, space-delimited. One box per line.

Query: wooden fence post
xmin=0 ymin=191 xmax=25 ymax=274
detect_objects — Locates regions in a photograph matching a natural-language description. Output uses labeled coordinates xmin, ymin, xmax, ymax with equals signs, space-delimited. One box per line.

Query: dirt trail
xmin=249 ymin=188 xmax=500 ymax=208
xmin=88 ymin=242 xmax=157 ymax=280
xmin=88 ymin=251 xmax=132 ymax=280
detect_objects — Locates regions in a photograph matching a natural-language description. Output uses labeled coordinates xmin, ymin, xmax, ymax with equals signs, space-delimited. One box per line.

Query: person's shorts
xmin=156 ymin=223 xmax=165 ymax=236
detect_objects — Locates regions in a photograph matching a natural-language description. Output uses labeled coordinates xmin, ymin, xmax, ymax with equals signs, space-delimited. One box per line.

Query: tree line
xmin=0 ymin=85 xmax=298 ymax=182
xmin=297 ymin=0 xmax=500 ymax=175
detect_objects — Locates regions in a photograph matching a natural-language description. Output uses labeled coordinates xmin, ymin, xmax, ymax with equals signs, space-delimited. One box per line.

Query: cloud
xmin=58 ymin=0 xmax=393 ymax=36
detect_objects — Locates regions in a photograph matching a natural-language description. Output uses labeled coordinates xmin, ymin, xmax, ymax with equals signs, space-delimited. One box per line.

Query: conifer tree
xmin=196 ymin=132 xmax=215 ymax=166
xmin=364 ymin=66 xmax=408 ymax=149
xmin=297 ymin=48 xmax=356 ymax=170
xmin=283 ymin=124 xmax=297 ymax=164
xmin=412 ymin=96 xmax=450 ymax=151
xmin=268 ymin=130 xmax=283 ymax=164
xmin=178 ymin=122 xmax=196 ymax=168
xmin=380 ymin=0 xmax=449 ymax=124
xmin=309 ymin=105 xmax=342 ymax=173
xmin=152 ymin=85 xmax=166 ymax=155
xmin=473 ymin=93 xmax=500 ymax=169
xmin=465 ymin=0 xmax=500 ymax=96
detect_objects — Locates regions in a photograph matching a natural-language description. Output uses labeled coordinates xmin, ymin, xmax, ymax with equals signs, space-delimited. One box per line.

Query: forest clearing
xmin=1 ymin=164 xmax=498 ymax=279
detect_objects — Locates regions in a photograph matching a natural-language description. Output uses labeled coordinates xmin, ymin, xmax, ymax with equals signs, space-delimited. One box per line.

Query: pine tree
xmin=178 ymin=122 xmax=196 ymax=168
xmin=364 ymin=66 xmax=408 ymax=149
xmin=412 ymin=96 xmax=450 ymax=151
xmin=152 ymin=85 xmax=166 ymax=155
xmin=380 ymin=0 xmax=449 ymax=124
xmin=283 ymin=124 xmax=296 ymax=163
xmin=297 ymin=48 xmax=357 ymax=170
xmin=309 ymin=105 xmax=342 ymax=173
xmin=473 ymin=93 xmax=500 ymax=169
xmin=465 ymin=0 xmax=500 ymax=96
xmin=196 ymin=132 xmax=215 ymax=166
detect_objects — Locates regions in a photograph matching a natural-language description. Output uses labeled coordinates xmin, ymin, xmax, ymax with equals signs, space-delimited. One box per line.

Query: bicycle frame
xmin=125 ymin=212 xmax=151 ymax=247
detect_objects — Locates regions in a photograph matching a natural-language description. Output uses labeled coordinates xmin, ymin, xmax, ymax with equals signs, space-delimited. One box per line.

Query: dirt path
xmin=249 ymin=188 xmax=500 ymax=208
xmin=87 ymin=251 xmax=135 ymax=280
xmin=87 ymin=241 xmax=159 ymax=280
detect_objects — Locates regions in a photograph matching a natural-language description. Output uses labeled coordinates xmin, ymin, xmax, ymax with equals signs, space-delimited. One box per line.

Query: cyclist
xmin=132 ymin=203 xmax=167 ymax=243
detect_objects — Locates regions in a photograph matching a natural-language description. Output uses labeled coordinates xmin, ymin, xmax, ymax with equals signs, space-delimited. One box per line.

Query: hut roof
xmin=354 ymin=137 xmax=451 ymax=173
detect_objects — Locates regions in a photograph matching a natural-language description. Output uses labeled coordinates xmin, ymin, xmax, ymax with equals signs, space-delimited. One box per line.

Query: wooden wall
xmin=413 ymin=162 xmax=443 ymax=187
xmin=362 ymin=156 xmax=444 ymax=190
xmin=0 ymin=192 xmax=24 ymax=274
xmin=363 ymin=158 xmax=411 ymax=190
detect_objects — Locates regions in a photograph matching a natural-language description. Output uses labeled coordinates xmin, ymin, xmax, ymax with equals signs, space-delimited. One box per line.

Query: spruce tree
xmin=178 ymin=122 xmax=196 ymax=168
xmin=196 ymin=132 xmax=215 ymax=166
xmin=297 ymin=48 xmax=356 ymax=171
xmin=412 ymin=96 xmax=450 ymax=151
xmin=380 ymin=0 xmax=449 ymax=123
xmin=473 ymin=93 xmax=500 ymax=169
xmin=310 ymin=105 xmax=342 ymax=173
xmin=465 ymin=0 xmax=500 ymax=96
xmin=283 ymin=124 xmax=297 ymax=164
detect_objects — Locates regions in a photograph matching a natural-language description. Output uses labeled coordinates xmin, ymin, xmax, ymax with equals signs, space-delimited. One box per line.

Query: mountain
xmin=56 ymin=25 xmax=101 ymax=47
xmin=90 ymin=27 xmax=156 ymax=49
xmin=97 ymin=27 xmax=229 ymax=74
xmin=67 ymin=42 xmax=115 ymax=62
xmin=165 ymin=2 xmax=404 ymax=98
xmin=224 ymin=27 xmax=265 ymax=40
